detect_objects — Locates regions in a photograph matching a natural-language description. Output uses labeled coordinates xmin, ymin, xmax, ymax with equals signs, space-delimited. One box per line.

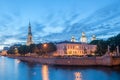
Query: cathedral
xmin=91 ymin=35 xmax=96 ymax=41
xmin=71 ymin=32 xmax=96 ymax=43
xmin=26 ymin=22 xmax=33 ymax=46
xmin=71 ymin=36 xmax=76 ymax=42
xmin=55 ymin=32 xmax=97 ymax=56
xmin=80 ymin=32 xmax=87 ymax=43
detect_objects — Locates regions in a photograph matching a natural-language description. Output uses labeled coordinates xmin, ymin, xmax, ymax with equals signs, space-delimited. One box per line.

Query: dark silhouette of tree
xmin=90 ymin=40 xmax=108 ymax=56
xmin=29 ymin=44 xmax=36 ymax=53
xmin=41 ymin=42 xmax=57 ymax=55
xmin=18 ymin=45 xmax=29 ymax=55
xmin=7 ymin=46 xmax=16 ymax=54
xmin=107 ymin=33 xmax=120 ymax=52
xmin=90 ymin=33 xmax=120 ymax=56
xmin=36 ymin=43 xmax=44 ymax=55
xmin=7 ymin=44 xmax=21 ymax=54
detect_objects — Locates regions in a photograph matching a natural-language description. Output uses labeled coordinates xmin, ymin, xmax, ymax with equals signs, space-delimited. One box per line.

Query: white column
xmin=106 ymin=45 xmax=110 ymax=56
xmin=117 ymin=46 xmax=119 ymax=56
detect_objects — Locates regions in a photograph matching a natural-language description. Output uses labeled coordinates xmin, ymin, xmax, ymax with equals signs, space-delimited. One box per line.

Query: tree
xmin=42 ymin=42 xmax=57 ymax=54
xmin=7 ymin=42 xmax=57 ymax=56
xmin=36 ymin=43 xmax=44 ymax=55
xmin=107 ymin=33 xmax=120 ymax=52
xmin=18 ymin=45 xmax=29 ymax=55
xmin=90 ymin=33 xmax=120 ymax=56
xmin=90 ymin=40 xmax=108 ymax=56
xmin=7 ymin=46 xmax=16 ymax=54
xmin=29 ymin=44 xmax=37 ymax=53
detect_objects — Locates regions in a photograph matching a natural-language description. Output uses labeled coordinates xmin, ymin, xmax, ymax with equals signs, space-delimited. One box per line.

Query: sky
xmin=0 ymin=0 xmax=119 ymax=49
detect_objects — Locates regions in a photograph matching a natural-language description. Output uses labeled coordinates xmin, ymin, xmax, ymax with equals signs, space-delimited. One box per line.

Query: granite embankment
xmin=7 ymin=55 xmax=120 ymax=66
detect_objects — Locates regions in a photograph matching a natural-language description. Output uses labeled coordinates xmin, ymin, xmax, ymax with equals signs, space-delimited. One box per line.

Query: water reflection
xmin=74 ymin=72 xmax=82 ymax=80
xmin=42 ymin=65 xmax=49 ymax=80
xmin=0 ymin=57 xmax=120 ymax=80
xmin=15 ymin=59 xmax=21 ymax=64
xmin=14 ymin=59 xmax=21 ymax=76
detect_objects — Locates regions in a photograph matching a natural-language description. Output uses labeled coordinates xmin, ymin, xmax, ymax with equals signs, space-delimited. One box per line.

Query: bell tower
xmin=80 ymin=32 xmax=87 ymax=43
xmin=91 ymin=35 xmax=96 ymax=41
xmin=26 ymin=22 xmax=33 ymax=46
xmin=71 ymin=36 xmax=76 ymax=42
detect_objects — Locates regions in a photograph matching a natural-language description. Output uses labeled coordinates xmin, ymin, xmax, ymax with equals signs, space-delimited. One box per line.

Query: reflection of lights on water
xmin=15 ymin=59 xmax=21 ymax=64
xmin=42 ymin=65 xmax=49 ymax=80
xmin=1 ymin=56 xmax=4 ymax=59
xmin=74 ymin=72 xmax=82 ymax=80
xmin=14 ymin=59 xmax=21 ymax=74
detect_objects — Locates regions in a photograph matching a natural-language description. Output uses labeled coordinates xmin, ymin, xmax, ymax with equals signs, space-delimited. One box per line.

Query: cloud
xmin=0 ymin=0 xmax=119 ymax=50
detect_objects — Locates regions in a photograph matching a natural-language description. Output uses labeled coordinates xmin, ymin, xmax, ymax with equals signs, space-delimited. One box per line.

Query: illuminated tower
xmin=80 ymin=32 xmax=87 ymax=43
xmin=26 ymin=22 xmax=33 ymax=46
xmin=71 ymin=36 xmax=76 ymax=42
xmin=91 ymin=35 xmax=96 ymax=41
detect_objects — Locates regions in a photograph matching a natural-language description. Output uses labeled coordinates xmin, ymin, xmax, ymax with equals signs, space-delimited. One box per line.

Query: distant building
xmin=71 ymin=36 xmax=76 ymax=42
xmin=91 ymin=35 xmax=96 ymax=41
xmin=26 ymin=22 xmax=33 ymax=46
xmin=56 ymin=41 xmax=96 ymax=56
xmin=80 ymin=32 xmax=87 ymax=43
xmin=1 ymin=50 xmax=7 ymax=56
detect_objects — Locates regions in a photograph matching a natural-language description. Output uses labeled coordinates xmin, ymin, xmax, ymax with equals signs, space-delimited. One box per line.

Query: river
xmin=0 ymin=56 xmax=120 ymax=80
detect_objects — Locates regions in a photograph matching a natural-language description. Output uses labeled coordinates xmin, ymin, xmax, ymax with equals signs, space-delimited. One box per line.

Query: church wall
xmin=56 ymin=43 xmax=97 ymax=56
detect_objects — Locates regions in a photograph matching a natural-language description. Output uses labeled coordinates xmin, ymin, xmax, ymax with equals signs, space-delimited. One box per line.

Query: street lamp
xmin=43 ymin=43 xmax=47 ymax=48
xmin=43 ymin=43 xmax=48 ymax=56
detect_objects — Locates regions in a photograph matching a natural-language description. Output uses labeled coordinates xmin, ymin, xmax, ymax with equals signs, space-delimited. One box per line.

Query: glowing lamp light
xmin=43 ymin=43 xmax=47 ymax=48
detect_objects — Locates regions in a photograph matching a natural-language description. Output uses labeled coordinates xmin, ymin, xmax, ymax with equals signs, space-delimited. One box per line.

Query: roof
xmin=56 ymin=41 xmax=96 ymax=46
xmin=56 ymin=41 xmax=82 ymax=44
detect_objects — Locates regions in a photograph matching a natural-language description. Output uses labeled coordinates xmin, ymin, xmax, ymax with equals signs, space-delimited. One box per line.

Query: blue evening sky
xmin=0 ymin=0 xmax=119 ymax=49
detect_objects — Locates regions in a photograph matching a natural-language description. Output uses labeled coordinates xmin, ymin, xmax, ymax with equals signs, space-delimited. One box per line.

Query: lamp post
xmin=43 ymin=43 xmax=48 ymax=56
xmin=84 ymin=47 xmax=87 ymax=56
xmin=117 ymin=46 xmax=119 ymax=56
xmin=14 ymin=47 xmax=18 ymax=56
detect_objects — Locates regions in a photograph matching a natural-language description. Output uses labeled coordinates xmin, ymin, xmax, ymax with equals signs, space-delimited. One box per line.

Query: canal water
xmin=0 ymin=56 xmax=120 ymax=80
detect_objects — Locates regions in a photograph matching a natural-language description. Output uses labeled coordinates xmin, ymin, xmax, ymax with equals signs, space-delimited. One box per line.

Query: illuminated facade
xmin=26 ymin=22 xmax=33 ymax=46
xmin=71 ymin=36 xmax=76 ymax=42
xmin=1 ymin=50 xmax=7 ymax=56
xmin=80 ymin=32 xmax=87 ymax=43
xmin=91 ymin=35 xmax=96 ymax=41
xmin=56 ymin=41 xmax=97 ymax=56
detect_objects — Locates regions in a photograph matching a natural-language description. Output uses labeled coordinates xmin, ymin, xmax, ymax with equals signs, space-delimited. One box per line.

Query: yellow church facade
xmin=55 ymin=32 xmax=97 ymax=56
xmin=56 ymin=41 xmax=96 ymax=56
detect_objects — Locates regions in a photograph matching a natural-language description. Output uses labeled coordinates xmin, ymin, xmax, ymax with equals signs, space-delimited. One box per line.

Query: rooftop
xmin=57 ymin=41 xmax=83 ymax=44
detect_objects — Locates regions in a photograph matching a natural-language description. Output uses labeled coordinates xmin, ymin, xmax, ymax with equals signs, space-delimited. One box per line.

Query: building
xmin=54 ymin=32 xmax=97 ymax=56
xmin=71 ymin=36 xmax=76 ymax=42
xmin=1 ymin=50 xmax=7 ymax=56
xmin=56 ymin=41 xmax=97 ymax=56
xmin=91 ymin=35 xmax=96 ymax=41
xmin=80 ymin=32 xmax=87 ymax=43
xmin=26 ymin=22 xmax=33 ymax=46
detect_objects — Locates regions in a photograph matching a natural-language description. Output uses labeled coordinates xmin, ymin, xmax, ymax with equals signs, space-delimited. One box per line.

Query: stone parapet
xmin=7 ymin=55 xmax=120 ymax=66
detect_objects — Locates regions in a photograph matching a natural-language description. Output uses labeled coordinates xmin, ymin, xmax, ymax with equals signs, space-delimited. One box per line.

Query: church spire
xmin=26 ymin=22 xmax=33 ymax=46
xmin=28 ymin=21 xmax=32 ymax=35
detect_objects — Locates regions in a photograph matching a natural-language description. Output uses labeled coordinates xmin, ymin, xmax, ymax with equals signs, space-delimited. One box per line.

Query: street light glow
xmin=43 ymin=43 xmax=47 ymax=48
